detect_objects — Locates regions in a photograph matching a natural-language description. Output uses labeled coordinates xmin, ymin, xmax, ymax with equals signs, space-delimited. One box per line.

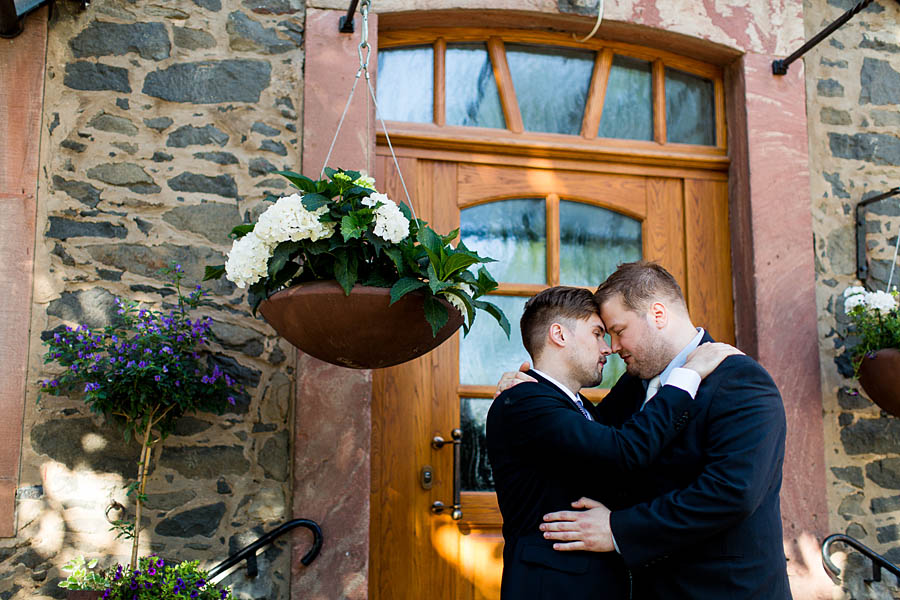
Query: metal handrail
xmin=822 ymin=533 xmax=900 ymax=583
xmin=207 ymin=518 xmax=323 ymax=582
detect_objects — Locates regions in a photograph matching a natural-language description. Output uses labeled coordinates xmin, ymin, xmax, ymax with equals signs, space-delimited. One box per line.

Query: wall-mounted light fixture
xmin=857 ymin=187 xmax=900 ymax=281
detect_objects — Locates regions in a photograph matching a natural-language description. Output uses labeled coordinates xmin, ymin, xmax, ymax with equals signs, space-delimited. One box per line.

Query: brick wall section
xmin=0 ymin=1 xmax=305 ymax=598
xmin=805 ymin=0 xmax=900 ymax=595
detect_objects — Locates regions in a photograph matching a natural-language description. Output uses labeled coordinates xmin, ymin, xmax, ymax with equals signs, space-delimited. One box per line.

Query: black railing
xmin=822 ymin=533 xmax=900 ymax=584
xmin=856 ymin=187 xmax=900 ymax=281
xmin=208 ymin=519 xmax=323 ymax=581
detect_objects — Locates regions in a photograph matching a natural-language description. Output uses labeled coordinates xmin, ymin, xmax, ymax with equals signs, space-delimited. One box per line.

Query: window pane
xmin=559 ymin=200 xmax=642 ymax=287
xmin=460 ymin=295 xmax=530 ymax=386
xmin=376 ymin=46 xmax=433 ymax=123
xmin=665 ymin=67 xmax=715 ymax=145
xmin=446 ymin=43 xmax=505 ymax=129
xmin=506 ymin=44 xmax=594 ymax=135
xmin=598 ymin=56 xmax=653 ymax=141
xmin=460 ymin=199 xmax=546 ymax=285
xmin=460 ymin=397 xmax=494 ymax=491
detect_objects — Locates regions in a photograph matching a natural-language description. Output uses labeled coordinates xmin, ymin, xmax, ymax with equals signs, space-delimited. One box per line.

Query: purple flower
xmin=191 ymin=591 xmax=199 ymax=598
xmin=221 ymin=590 xmax=229 ymax=599
xmin=84 ymin=382 xmax=100 ymax=392
xmin=154 ymin=375 xmax=161 ymax=382
xmin=228 ymin=396 xmax=236 ymax=405
xmin=156 ymin=558 xmax=165 ymax=567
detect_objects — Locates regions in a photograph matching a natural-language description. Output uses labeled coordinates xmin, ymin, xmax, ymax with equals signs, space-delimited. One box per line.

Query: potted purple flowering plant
xmin=40 ymin=265 xmax=241 ymax=570
xmin=99 ymin=556 xmax=233 ymax=600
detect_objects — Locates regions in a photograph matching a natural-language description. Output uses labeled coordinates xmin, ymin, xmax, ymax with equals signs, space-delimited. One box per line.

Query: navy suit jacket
xmin=486 ymin=370 xmax=696 ymax=600
xmin=597 ymin=332 xmax=792 ymax=599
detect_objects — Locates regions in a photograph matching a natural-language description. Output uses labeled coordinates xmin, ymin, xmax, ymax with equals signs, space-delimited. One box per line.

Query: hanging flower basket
xmin=205 ymin=168 xmax=509 ymax=369
xmin=258 ymin=280 xmax=465 ymax=369
xmin=857 ymin=349 xmax=900 ymax=417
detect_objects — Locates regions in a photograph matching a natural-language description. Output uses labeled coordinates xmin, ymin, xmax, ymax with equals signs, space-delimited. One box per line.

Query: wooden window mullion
xmin=714 ymin=77 xmax=726 ymax=149
xmin=434 ymin=38 xmax=446 ymax=127
xmin=487 ymin=37 xmax=524 ymax=134
xmin=652 ymin=59 xmax=667 ymax=145
xmin=581 ymin=48 xmax=614 ymax=140
xmin=546 ymin=193 xmax=560 ymax=286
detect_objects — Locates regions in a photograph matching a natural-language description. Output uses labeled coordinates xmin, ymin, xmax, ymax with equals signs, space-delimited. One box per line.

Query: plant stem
xmin=129 ymin=410 xmax=156 ymax=570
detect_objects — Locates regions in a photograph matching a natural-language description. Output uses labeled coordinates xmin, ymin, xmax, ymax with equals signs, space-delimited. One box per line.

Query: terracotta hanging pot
xmin=66 ymin=591 xmax=103 ymax=600
xmin=258 ymin=281 xmax=464 ymax=369
xmin=858 ymin=348 xmax=900 ymax=417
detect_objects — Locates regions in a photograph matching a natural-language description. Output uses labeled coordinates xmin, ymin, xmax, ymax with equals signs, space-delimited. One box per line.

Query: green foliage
xmin=208 ymin=168 xmax=509 ymax=338
xmin=843 ymin=286 xmax=900 ymax=374
xmin=96 ymin=556 xmax=233 ymax=599
xmin=58 ymin=556 xmax=107 ymax=591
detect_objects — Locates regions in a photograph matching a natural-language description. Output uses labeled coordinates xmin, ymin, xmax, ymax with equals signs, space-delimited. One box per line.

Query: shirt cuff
xmin=612 ymin=529 xmax=621 ymax=554
xmin=664 ymin=367 xmax=701 ymax=398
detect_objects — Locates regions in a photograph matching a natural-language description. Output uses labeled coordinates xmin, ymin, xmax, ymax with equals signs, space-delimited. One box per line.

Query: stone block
xmin=174 ymin=26 xmax=217 ymax=50
xmin=829 ymin=132 xmax=900 ymax=166
xmin=69 ymin=20 xmax=170 ymax=61
xmin=47 ymin=217 xmax=127 ymax=240
xmin=817 ymin=78 xmax=844 ymax=97
xmin=160 ymin=445 xmax=250 ymax=479
xmin=162 ymin=201 xmax=242 ymax=245
xmin=193 ymin=151 xmax=239 ymax=165
xmin=209 ymin=321 xmax=265 ymax=356
xmin=154 ymin=502 xmax=226 ymax=538
xmin=168 ymin=172 xmax=238 ymax=199
xmin=227 ymin=11 xmax=300 ymax=54
xmin=193 ymin=0 xmax=222 ymax=10
xmin=860 ymin=34 xmax=900 ymax=54
xmin=251 ymin=121 xmax=280 ymax=136
xmin=838 ymin=492 xmax=865 ymax=519
xmin=870 ymin=495 xmax=900 ymax=514
xmin=166 ymin=124 xmax=229 ymax=148
xmin=64 ymin=61 xmax=131 ymax=93
xmin=820 ymin=107 xmax=851 ymax=125
xmin=259 ymin=430 xmax=289 ymax=481
xmin=838 ymin=387 xmax=870 ymax=410
xmin=46 ymin=287 xmax=120 ymax=329
xmin=260 ymin=139 xmax=287 ymax=155
xmin=30 ymin=418 xmax=141 ymax=479
xmin=87 ymin=111 xmax=138 ymax=136
xmin=86 ymin=162 xmax=154 ymax=186
xmin=867 ymin=458 xmax=900 ymax=489
xmin=842 ymin=419 xmax=900 ymax=455
xmin=143 ymin=60 xmax=272 ymax=104
xmin=860 ymin=57 xmax=900 ymax=105
xmin=143 ymin=489 xmax=197 ymax=511
xmin=248 ymin=157 xmax=277 ymax=177
xmin=51 ymin=176 xmax=101 ymax=208
xmin=144 ymin=117 xmax=174 ymax=132
xmin=242 ymin=0 xmax=302 ymax=14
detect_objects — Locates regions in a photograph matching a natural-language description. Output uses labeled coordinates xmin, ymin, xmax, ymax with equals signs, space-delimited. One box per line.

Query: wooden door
xmin=370 ymin=155 xmax=733 ymax=599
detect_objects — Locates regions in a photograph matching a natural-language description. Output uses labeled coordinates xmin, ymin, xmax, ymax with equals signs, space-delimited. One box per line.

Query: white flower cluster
xmin=225 ymin=193 xmax=335 ymax=288
xmin=441 ymin=283 xmax=474 ymax=314
xmin=362 ymin=192 xmax=410 ymax=244
xmin=843 ymin=285 xmax=898 ymax=315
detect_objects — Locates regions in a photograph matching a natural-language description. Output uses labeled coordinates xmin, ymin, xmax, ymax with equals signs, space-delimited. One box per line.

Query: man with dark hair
xmin=505 ymin=261 xmax=791 ymax=599
xmin=487 ymin=285 xmax=739 ymax=599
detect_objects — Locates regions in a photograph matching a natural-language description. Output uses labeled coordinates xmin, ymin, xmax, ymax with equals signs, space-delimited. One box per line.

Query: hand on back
xmin=493 ymin=362 xmax=537 ymax=398
xmin=683 ymin=342 xmax=743 ymax=379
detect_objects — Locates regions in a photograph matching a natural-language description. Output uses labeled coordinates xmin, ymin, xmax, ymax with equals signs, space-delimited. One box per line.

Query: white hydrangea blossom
xmin=865 ymin=290 xmax=897 ymax=315
xmin=254 ymin=193 xmax=335 ymax=245
xmin=362 ymin=193 xmax=410 ymax=243
xmin=844 ymin=293 xmax=867 ymax=311
xmin=843 ymin=286 xmax=867 ymax=298
xmin=354 ymin=174 xmax=376 ymax=190
xmin=225 ymin=232 xmax=272 ymax=289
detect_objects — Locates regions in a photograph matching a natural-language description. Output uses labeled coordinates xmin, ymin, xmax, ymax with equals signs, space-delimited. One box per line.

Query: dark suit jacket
xmin=598 ymin=332 xmax=791 ymax=600
xmin=486 ymin=370 xmax=696 ymax=600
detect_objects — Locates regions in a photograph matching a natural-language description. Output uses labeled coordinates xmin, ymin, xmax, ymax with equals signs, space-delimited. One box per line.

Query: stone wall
xmin=806 ymin=0 xmax=900 ymax=596
xmin=0 ymin=0 xmax=305 ymax=598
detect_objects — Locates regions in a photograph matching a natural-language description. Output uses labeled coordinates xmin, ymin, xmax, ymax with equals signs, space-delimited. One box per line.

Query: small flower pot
xmin=258 ymin=280 xmax=464 ymax=369
xmin=858 ymin=348 xmax=900 ymax=417
xmin=66 ymin=591 xmax=103 ymax=600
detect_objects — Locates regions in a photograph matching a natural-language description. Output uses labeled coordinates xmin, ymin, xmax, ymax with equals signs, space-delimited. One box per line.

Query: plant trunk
xmin=129 ymin=425 xmax=154 ymax=570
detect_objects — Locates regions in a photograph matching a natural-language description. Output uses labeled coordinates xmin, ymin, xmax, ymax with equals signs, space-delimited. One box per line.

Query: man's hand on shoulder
xmin=493 ymin=361 xmax=537 ymax=398
xmin=683 ymin=342 xmax=743 ymax=379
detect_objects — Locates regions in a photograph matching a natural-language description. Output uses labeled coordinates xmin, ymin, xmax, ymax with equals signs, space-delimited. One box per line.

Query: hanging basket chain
xmin=319 ymin=0 xmax=419 ymax=223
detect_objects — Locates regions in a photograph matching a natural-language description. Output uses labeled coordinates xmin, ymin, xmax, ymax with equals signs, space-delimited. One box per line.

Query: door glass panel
xmin=460 ymin=397 xmax=494 ymax=491
xmin=460 ymin=199 xmax=546 ymax=284
xmin=446 ymin=43 xmax=506 ymax=129
xmin=460 ymin=295 xmax=530 ymax=386
xmin=665 ymin=67 xmax=715 ymax=145
xmin=597 ymin=55 xmax=653 ymax=141
xmin=559 ymin=200 xmax=642 ymax=287
xmin=505 ymin=44 xmax=594 ymax=135
xmin=376 ymin=46 xmax=434 ymax=123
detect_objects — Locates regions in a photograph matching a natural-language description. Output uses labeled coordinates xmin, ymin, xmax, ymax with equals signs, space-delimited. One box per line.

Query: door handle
xmin=430 ymin=428 xmax=462 ymax=520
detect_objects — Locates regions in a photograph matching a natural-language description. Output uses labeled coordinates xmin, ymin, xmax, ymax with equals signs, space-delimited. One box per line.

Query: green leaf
xmin=476 ymin=266 xmax=499 ymax=295
xmin=271 ymin=261 xmax=301 ymax=288
xmin=203 ymin=264 xmax=226 ymax=281
xmin=426 ymin=263 xmax=452 ymax=294
xmin=442 ymin=287 xmax=475 ymax=326
xmin=274 ymin=170 xmax=318 ymax=193
xmin=341 ymin=213 xmax=368 ymax=241
xmin=323 ymin=167 xmax=337 ymax=179
xmin=384 ymin=247 xmax=404 ymax=273
xmin=301 ymin=193 xmax=331 ymax=212
xmin=442 ymin=252 xmax=482 ymax=280
xmin=473 ymin=299 xmax=511 ymax=339
xmin=248 ymin=282 xmax=267 ymax=316
xmin=417 ymin=226 xmax=444 ymax=278
xmin=230 ymin=223 xmax=255 ymax=239
xmin=423 ymin=295 xmax=450 ymax=337
xmin=441 ymin=228 xmax=460 ymax=245
xmin=268 ymin=241 xmax=301 ymax=279
xmin=334 ymin=250 xmax=358 ymax=295
xmin=390 ymin=277 xmax=427 ymax=305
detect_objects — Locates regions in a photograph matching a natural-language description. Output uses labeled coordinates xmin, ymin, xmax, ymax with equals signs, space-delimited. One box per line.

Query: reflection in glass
xmin=460 ymin=295 xmax=530 ymax=386
xmin=461 ymin=397 xmax=494 ymax=491
xmin=460 ymin=199 xmax=546 ymax=285
xmin=446 ymin=43 xmax=505 ymax=129
xmin=559 ymin=200 xmax=642 ymax=288
xmin=376 ymin=46 xmax=434 ymax=123
xmin=665 ymin=67 xmax=715 ymax=145
xmin=506 ymin=44 xmax=594 ymax=135
xmin=598 ymin=56 xmax=653 ymax=141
